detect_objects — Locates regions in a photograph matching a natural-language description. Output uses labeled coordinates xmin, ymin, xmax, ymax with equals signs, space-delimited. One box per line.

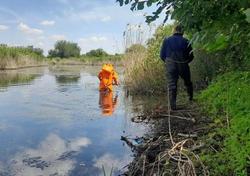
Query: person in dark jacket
xmin=160 ymin=25 xmax=194 ymax=110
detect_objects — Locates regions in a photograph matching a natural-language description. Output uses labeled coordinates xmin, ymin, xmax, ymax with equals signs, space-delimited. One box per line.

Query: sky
xmin=0 ymin=0 xmax=166 ymax=55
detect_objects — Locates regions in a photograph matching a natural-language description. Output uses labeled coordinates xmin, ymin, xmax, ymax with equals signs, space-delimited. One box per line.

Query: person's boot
xmin=187 ymin=86 xmax=193 ymax=101
xmin=169 ymin=90 xmax=177 ymax=110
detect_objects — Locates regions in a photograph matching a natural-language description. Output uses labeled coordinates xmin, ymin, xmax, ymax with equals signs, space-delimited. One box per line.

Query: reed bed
xmin=123 ymin=26 xmax=172 ymax=94
xmin=0 ymin=45 xmax=45 ymax=70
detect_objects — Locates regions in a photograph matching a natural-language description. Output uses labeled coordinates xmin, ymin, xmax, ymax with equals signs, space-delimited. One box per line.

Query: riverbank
xmin=122 ymin=92 xmax=210 ymax=175
xmin=123 ymin=71 xmax=250 ymax=175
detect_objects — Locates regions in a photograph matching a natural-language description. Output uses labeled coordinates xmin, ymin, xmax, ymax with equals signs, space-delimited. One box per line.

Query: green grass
xmin=198 ymin=71 xmax=250 ymax=175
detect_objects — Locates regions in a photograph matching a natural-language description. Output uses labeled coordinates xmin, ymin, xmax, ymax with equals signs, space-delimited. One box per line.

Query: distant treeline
xmin=47 ymin=40 xmax=123 ymax=65
xmin=48 ymin=40 xmax=119 ymax=59
xmin=0 ymin=41 xmax=123 ymax=68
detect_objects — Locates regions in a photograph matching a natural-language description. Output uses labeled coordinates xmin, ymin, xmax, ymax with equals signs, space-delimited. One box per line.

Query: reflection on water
xmin=55 ymin=75 xmax=81 ymax=85
xmin=0 ymin=66 xmax=151 ymax=176
xmin=0 ymin=72 xmax=38 ymax=88
xmin=99 ymin=91 xmax=118 ymax=116
xmin=8 ymin=134 xmax=91 ymax=176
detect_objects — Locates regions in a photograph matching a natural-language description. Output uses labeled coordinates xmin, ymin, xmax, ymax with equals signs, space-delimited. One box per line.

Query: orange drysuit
xmin=99 ymin=91 xmax=118 ymax=116
xmin=98 ymin=64 xmax=118 ymax=91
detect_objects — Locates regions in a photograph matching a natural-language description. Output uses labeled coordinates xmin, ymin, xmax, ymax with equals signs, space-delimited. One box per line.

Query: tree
xmin=48 ymin=40 xmax=80 ymax=58
xmin=117 ymin=0 xmax=250 ymax=71
xmin=85 ymin=48 xmax=108 ymax=57
xmin=27 ymin=45 xmax=43 ymax=56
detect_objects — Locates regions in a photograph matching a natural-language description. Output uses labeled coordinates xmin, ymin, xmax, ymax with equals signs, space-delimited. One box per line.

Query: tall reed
xmin=123 ymin=25 xmax=172 ymax=94
xmin=0 ymin=45 xmax=45 ymax=70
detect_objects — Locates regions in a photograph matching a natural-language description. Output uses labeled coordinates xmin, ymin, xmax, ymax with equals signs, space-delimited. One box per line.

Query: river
xmin=0 ymin=65 xmax=168 ymax=176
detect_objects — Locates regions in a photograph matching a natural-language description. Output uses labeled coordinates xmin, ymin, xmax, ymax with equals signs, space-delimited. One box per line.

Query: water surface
xmin=0 ymin=66 xmax=152 ymax=176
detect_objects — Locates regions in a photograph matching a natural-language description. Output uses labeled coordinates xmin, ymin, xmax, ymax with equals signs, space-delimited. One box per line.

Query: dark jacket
xmin=160 ymin=34 xmax=194 ymax=63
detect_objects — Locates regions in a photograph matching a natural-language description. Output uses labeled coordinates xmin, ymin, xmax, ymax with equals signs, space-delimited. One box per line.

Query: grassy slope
xmin=198 ymin=71 xmax=250 ymax=175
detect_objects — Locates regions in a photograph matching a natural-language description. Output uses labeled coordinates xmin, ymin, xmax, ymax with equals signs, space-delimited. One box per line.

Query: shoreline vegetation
xmin=0 ymin=45 xmax=47 ymax=70
xmin=0 ymin=44 xmax=123 ymax=70
xmin=48 ymin=54 xmax=123 ymax=66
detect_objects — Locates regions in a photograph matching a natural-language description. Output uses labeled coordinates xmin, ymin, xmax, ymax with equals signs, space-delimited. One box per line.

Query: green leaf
xmin=244 ymin=8 xmax=250 ymax=23
xmin=147 ymin=0 xmax=153 ymax=7
xmin=125 ymin=0 xmax=130 ymax=5
xmin=116 ymin=0 xmax=123 ymax=6
xmin=137 ymin=2 xmax=145 ymax=10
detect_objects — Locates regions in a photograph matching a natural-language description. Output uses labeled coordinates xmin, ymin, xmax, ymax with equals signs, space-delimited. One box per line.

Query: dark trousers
xmin=165 ymin=61 xmax=193 ymax=108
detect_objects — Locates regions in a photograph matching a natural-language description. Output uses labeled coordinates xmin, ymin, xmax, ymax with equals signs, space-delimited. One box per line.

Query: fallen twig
xmin=177 ymin=133 xmax=198 ymax=138
xmin=159 ymin=114 xmax=196 ymax=122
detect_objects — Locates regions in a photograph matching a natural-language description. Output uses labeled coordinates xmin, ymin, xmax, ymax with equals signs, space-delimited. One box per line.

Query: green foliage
xmin=0 ymin=44 xmax=44 ymax=59
xmin=190 ymin=49 xmax=234 ymax=89
xmin=244 ymin=8 xmax=250 ymax=22
xmin=117 ymin=0 xmax=250 ymax=71
xmin=27 ymin=45 xmax=44 ymax=56
xmin=198 ymin=72 xmax=250 ymax=175
xmin=85 ymin=48 xmax=108 ymax=57
xmin=48 ymin=40 xmax=81 ymax=58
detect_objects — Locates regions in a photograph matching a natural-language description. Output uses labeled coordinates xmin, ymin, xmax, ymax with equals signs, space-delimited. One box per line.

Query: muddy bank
xmin=122 ymin=102 xmax=211 ymax=176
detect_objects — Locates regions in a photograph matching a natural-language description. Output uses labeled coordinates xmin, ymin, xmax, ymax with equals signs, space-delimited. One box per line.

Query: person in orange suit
xmin=98 ymin=64 xmax=119 ymax=116
xmin=99 ymin=91 xmax=118 ymax=116
xmin=98 ymin=64 xmax=119 ymax=92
